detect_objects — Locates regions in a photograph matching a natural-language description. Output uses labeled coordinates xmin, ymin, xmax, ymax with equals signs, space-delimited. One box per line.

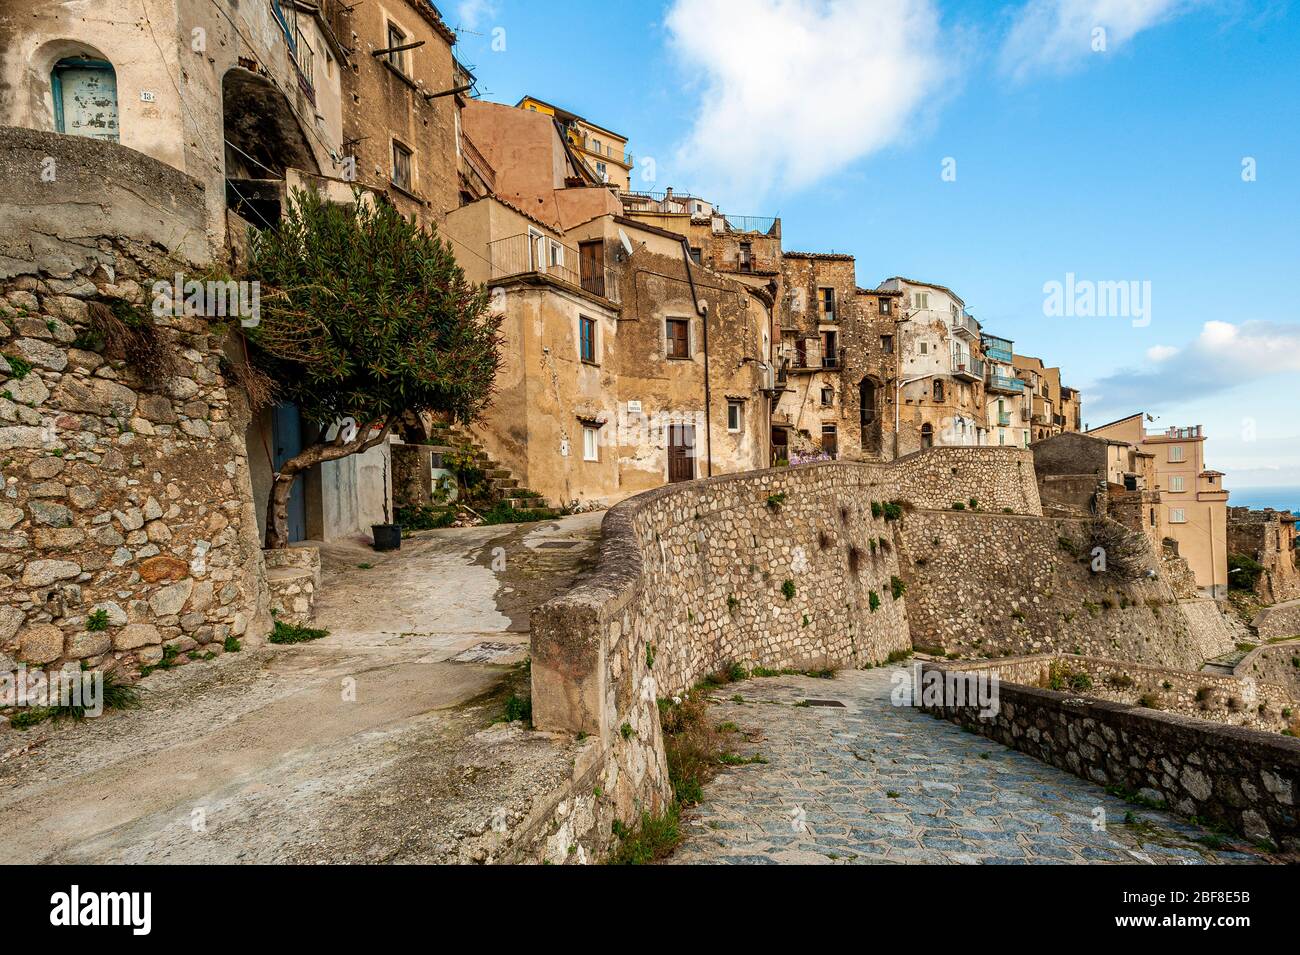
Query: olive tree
xmin=243 ymin=188 xmax=499 ymax=548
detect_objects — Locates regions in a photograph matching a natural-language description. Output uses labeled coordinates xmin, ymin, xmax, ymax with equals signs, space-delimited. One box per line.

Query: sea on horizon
xmin=1227 ymin=486 xmax=1300 ymax=513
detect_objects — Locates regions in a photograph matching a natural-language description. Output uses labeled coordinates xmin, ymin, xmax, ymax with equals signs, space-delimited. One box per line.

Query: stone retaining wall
xmin=947 ymin=653 xmax=1298 ymax=733
xmin=896 ymin=511 xmax=1235 ymax=668
xmin=1254 ymin=599 xmax=1300 ymax=642
xmin=920 ymin=661 xmax=1300 ymax=851
xmin=1236 ymin=641 xmax=1300 ymax=699
xmin=530 ymin=448 xmax=1041 ymax=851
xmin=0 ymin=129 xmax=269 ymax=692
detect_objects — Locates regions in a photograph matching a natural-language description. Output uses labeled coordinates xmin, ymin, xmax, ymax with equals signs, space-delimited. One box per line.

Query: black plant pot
xmin=372 ymin=523 xmax=402 ymax=551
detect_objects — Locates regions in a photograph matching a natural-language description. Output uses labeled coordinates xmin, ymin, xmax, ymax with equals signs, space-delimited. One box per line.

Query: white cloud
xmin=999 ymin=0 xmax=1196 ymax=81
xmin=455 ymin=0 xmax=498 ymax=31
xmin=1089 ymin=319 xmax=1300 ymax=418
xmin=664 ymin=0 xmax=950 ymax=205
xmin=1145 ymin=344 xmax=1179 ymax=362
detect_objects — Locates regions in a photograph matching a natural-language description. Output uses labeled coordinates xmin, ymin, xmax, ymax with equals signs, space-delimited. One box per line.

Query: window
xmin=821 ymin=330 xmax=838 ymax=368
xmin=913 ymin=291 xmax=929 ymax=309
xmin=1169 ymin=476 xmax=1185 ymax=492
xmin=727 ymin=401 xmax=742 ymax=432
xmin=820 ymin=387 xmax=833 ymax=407
xmin=548 ymin=239 xmax=564 ymax=269
xmin=595 ymin=161 xmax=608 ymax=181
xmin=386 ymin=22 xmax=408 ymax=74
xmin=689 ymin=247 xmax=702 ymax=265
xmin=1169 ymin=445 xmax=1184 ymax=462
xmin=920 ymin=423 xmax=934 ymax=449
xmin=819 ymin=288 xmax=836 ymax=320
xmin=391 ymin=140 xmax=413 ymax=191
xmin=881 ymin=334 xmax=893 ymax=354
xmin=582 ymin=426 xmax=598 ymax=462
xmin=879 ymin=297 xmax=892 ymax=315
xmin=666 ymin=319 xmax=689 ymax=359
xmin=738 ymin=242 xmax=752 ymax=273
xmin=294 ymin=28 xmax=314 ymax=85
xmin=919 ymin=341 xmax=929 ymax=355
xmin=579 ymin=316 xmax=596 ymax=363
xmin=1170 ymin=507 xmax=1187 ymax=524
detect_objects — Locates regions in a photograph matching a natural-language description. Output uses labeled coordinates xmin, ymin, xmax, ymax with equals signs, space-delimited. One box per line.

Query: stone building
xmin=1013 ymin=354 xmax=1064 ymax=442
xmin=1228 ymin=507 xmax=1300 ymax=604
xmin=981 ymin=332 xmax=1031 ymax=449
xmin=1089 ymin=414 xmax=1230 ymax=598
xmin=332 ymin=0 xmax=465 ymax=229
xmin=445 ymin=105 xmax=774 ymax=508
xmin=878 ymin=277 xmax=988 ymax=455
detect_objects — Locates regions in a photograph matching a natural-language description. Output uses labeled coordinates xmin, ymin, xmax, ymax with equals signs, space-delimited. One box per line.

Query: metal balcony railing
xmin=487 ymin=232 xmax=619 ymax=302
xmin=720 ymin=215 xmax=779 ymax=236
xmin=986 ymin=373 xmax=1025 ymax=393
xmin=983 ymin=344 xmax=1013 ymax=363
xmin=951 ymin=353 xmax=985 ymax=380
xmin=953 ymin=311 xmax=980 ymax=338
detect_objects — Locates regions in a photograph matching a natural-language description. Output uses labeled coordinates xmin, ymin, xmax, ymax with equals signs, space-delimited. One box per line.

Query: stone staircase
xmin=426 ymin=421 xmax=550 ymax=510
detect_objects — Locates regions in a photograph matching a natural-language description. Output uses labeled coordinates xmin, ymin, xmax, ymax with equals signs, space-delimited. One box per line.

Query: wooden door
xmin=668 ymin=424 xmax=695 ymax=483
xmin=579 ymin=241 xmax=605 ymax=297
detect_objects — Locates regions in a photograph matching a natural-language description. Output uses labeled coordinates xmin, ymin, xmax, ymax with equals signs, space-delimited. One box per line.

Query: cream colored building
xmin=516 ymin=94 xmax=633 ymax=190
xmin=1088 ymin=414 xmax=1230 ymax=597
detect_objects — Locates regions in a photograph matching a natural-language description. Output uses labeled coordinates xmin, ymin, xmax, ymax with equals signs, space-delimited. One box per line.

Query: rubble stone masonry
xmin=0 ymin=128 xmax=267 ymax=689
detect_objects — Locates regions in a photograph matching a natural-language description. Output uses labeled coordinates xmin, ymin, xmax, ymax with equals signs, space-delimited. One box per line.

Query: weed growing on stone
xmin=85 ymin=608 xmax=110 ymax=632
xmin=223 ymin=635 xmax=242 ymax=653
xmin=500 ymin=694 xmax=532 ymax=725
xmin=268 ymin=620 xmax=329 ymax=644
xmin=781 ymin=579 xmax=796 ymax=600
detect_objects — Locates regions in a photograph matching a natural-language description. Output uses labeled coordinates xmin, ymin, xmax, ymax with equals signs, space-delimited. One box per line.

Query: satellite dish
xmin=618 ymin=228 xmax=634 ymax=257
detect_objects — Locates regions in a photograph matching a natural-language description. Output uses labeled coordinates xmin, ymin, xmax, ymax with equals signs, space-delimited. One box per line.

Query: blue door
xmin=272 ymin=403 xmax=307 ymax=543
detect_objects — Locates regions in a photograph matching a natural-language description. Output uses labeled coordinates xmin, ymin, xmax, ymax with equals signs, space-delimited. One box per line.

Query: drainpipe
xmin=680 ymin=238 xmax=712 ymax=476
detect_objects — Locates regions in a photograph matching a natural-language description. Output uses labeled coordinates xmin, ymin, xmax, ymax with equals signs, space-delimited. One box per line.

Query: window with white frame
xmin=1170 ymin=507 xmax=1186 ymax=523
xmin=1169 ymin=476 xmax=1185 ymax=492
xmin=913 ymin=291 xmax=929 ymax=309
xmin=582 ymin=426 xmax=598 ymax=461
xmin=1169 ymin=445 xmax=1184 ymax=462
xmin=727 ymin=401 xmax=742 ymax=431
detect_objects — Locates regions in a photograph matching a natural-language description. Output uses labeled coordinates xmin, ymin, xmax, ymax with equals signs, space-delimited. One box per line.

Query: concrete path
xmin=670 ymin=669 xmax=1270 ymax=865
xmin=0 ymin=512 xmax=601 ymax=863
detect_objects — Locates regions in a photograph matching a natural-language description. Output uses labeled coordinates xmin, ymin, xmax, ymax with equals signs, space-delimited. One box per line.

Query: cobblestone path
xmin=670 ymin=668 xmax=1267 ymax=865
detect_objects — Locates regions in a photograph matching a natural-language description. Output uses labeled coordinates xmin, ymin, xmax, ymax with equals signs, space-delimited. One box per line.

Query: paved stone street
xmin=671 ymin=668 xmax=1269 ymax=865
xmin=0 ymin=513 xmax=600 ymax=863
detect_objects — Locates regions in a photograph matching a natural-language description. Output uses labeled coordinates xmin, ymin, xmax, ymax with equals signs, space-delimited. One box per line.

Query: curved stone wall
xmin=0 ymin=129 xmax=267 ymax=689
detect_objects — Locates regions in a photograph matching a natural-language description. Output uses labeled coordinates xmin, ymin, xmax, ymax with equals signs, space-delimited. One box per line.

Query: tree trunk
xmin=263 ymin=418 xmax=393 ymax=549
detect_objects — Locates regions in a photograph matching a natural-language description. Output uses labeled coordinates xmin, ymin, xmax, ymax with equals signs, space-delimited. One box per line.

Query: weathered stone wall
xmin=1236 ymin=641 xmax=1300 ymax=699
xmin=1228 ymin=507 xmax=1300 ymax=605
xmin=948 ymin=653 xmax=1297 ymax=733
xmin=0 ymin=129 xmax=268 ymax=689
xmin=920 ymin=661 xmax=1300 ymax=851
xmin=1254 ymin=600 xmax=1300 ymax=641
xmin=896 ymin=511 xmax=1235 ymax=668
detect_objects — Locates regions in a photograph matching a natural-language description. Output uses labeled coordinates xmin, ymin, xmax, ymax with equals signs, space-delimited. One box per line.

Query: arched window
xmin=921 ymin=423 xmax=934 ymax=449
xmin=52 ymin=57 xmax=119 ymax=142
xmin=932 ymin=378 xmax=945 ymax=403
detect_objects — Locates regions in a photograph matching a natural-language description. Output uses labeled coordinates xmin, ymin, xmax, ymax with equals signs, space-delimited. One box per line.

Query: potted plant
xmin=372 ymin=450 xmax=401 ymax=551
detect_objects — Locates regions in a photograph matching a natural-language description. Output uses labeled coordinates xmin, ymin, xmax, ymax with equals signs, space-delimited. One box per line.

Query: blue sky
xmin=448 ymin=0 xmax=1300 ymax=490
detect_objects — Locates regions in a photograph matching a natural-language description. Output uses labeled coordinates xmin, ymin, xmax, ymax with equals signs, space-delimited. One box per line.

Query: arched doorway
xmin=52 ymin=56 xmax=118 ymax=142
xmin=921 ymin=423 xmax=934 ymax=449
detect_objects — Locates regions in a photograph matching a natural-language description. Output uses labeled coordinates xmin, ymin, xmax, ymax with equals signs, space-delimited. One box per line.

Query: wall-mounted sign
xmin=627 ymin=400 xmax=642 ymax=414
xmin=139 ymin=90 xmax=157 ymax=103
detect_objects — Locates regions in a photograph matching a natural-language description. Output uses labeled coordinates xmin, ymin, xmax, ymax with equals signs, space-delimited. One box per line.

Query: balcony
xmin=953 ymin=310 xmax=980 ymax=339
xmin=951 ymin=354 xmax=985 ymax=381
xmin=986 ymin=373 xmax=1025 ymax=394
xmin=997 ymin=411 xmax=1012 ymax=427
xmin=784 ymin=344 xmax=844 ymax=373
xmin=981 ymin=334 xmax=1013 ymax=363
xmin=487 ymin=232 xmax=619 ymax=302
